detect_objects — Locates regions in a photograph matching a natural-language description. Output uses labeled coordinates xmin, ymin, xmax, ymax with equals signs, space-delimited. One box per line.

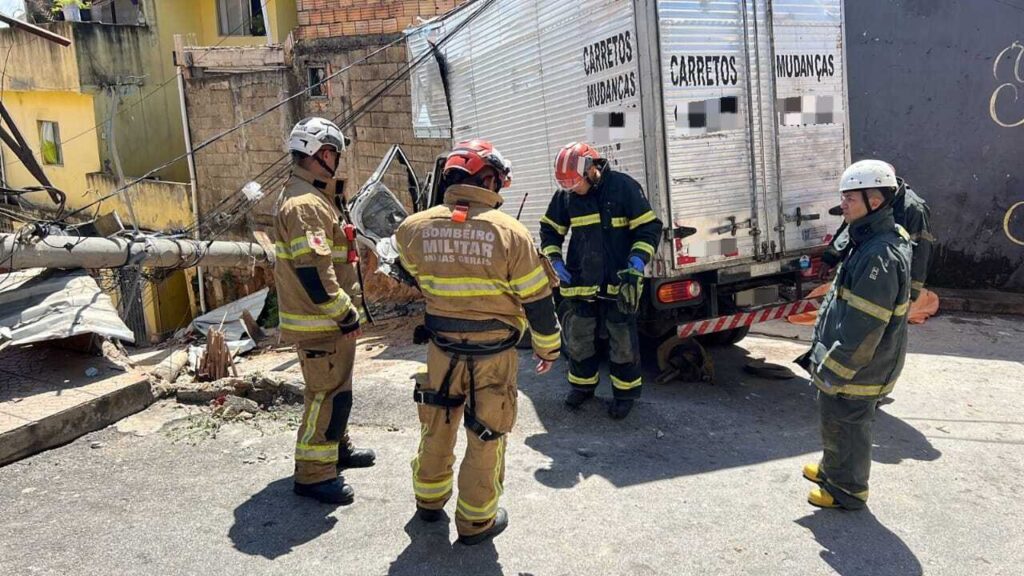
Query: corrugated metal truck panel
xmin=656 ymin=0 xmax=760 ymax=267
xmin=408 ymin=0 xmax=649 ymax=246
xmin=772 ymin=0 xmax=848 ymax=252
xmin=749 ymin=0 xmax=784 ymax=256
xmin=406 ymin=0 xmax=851 ymax=280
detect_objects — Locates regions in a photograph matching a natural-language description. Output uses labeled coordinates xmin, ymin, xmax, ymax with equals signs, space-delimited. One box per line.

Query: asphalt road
xmin=1 ymin=312 xmax=1022 ymax=575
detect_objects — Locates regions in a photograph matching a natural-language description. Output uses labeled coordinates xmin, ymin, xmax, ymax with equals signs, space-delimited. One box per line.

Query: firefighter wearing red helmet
xmin=540 ymin=142 xmax=663 ymax=420
xmin=394 ymin=139 xmax=560 ymax=545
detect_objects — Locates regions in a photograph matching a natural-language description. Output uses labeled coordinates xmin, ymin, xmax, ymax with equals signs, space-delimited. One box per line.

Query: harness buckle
xmin=413 ymin=389 xmax=427 ymax=404
xmin=476 ymin=427 xmax=499 ymax=442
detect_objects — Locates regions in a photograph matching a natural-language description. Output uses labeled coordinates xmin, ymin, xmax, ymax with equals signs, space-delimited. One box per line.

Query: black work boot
xmin=416 ymin=506 xmax=444 ymax=523
xmin=608 ymin=398 xmax=635 ymax=420
xmin=337 ymin=444 xmax=376 ymax=470
xmin=293 ymin=478 xmax=355 ymax=505
xmin=564 ymin=389 xmax=594 ymax=410
xmin=457 ymin=508 xmax=508 ymax=546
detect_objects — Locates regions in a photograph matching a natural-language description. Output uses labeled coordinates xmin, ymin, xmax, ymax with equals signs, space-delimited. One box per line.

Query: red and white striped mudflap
xmin=676 ymin=299 xmax=821 ymax=339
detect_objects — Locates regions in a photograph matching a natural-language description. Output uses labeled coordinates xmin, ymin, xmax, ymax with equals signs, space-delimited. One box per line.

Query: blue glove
xmin=628 ymin=256 xmax=645 ymax=273
xmin=551 ymin=258 xmax=572 ymax=285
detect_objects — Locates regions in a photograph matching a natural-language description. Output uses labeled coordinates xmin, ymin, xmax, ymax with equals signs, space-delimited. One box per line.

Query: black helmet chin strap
xmin=314 ymin=147 xmax=339 ymax=176
xmin=861 ymin=187 xmax=895 ymax=216
xmin=860 ymin=190 xmax=874 ymax=215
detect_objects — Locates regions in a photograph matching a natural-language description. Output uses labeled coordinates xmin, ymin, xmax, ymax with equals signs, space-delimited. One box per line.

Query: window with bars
xmin=217 ymin=0 xmax=266 ymax=37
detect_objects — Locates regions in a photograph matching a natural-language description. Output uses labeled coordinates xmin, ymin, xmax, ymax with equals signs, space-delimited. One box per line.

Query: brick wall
xmin=295 ymin=0 xmax=464 ymax=40
xmin=295 ymin=37 xmax=450 ymax=303
xmin=295 ymin=38 xmax=448 ymax=206
xmin=185 ymin=69 xmax=299 ymax=233
xmin=184 ymin=68 xmax=300 ymax=308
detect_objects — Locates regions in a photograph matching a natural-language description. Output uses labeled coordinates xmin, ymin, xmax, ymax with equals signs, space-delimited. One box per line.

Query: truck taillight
xmin=657 ymin=280 xmax=702 ymax=304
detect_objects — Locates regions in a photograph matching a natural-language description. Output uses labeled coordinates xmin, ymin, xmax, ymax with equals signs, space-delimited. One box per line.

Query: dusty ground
xmin=1 ymin=312 xmax=1023 ymax=575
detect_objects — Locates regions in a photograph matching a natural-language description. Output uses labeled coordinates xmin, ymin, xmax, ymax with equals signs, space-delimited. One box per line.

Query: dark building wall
xmin=845 ymin=0 xmax=1024 ymax=290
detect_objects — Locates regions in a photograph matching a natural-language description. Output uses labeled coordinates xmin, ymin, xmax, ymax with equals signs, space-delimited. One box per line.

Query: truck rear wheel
xmin=696 ymin=326 xmax=749 ymax=347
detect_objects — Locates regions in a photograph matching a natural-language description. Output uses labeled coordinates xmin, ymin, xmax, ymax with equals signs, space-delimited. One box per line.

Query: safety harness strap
xmin=411 ymin=328 xmax=517 ymax=441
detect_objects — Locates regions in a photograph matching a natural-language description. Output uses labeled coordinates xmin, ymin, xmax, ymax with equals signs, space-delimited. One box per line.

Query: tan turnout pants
xmin=412 ymin=333 xmax=518 ymax=537
xmin=294 ymin=337 xmax=355 ymax=485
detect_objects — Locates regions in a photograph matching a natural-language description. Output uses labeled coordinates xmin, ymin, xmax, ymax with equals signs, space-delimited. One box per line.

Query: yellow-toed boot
xmin=802 ymin=463 xmax=823 ymax=484
xmin=808 ymin=488 xmax=840 ymax=509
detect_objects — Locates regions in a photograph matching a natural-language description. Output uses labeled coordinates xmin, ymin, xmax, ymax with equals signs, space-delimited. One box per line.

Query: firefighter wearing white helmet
xmin=796 ymin=159 xmax=912 ymax=511
xmin=823 ymin=161 xmax=935 ymax=303
xmin=273 ymin=117 xmax=375 ymax=505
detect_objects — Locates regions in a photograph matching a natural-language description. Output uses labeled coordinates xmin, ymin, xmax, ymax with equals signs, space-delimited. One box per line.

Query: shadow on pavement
xmin=228 ymin=478 xmax=340 ymax=559
xmin=522 ymin=342 xmax=941 ymax=489
xmin=387 ymin=512 xmax=504 ymax=576
xmin=796 ymin=509 xmax=923 ymax=576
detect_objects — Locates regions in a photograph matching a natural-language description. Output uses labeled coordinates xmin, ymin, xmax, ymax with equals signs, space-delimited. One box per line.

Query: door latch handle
xmin=784 ymin=207 xmax=821 ymax=227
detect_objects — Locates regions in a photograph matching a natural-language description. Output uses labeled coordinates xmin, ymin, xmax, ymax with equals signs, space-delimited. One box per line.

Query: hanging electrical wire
xmin=0 ymin=0 xmax=284 ymax=174
xmin=58 ymin=0 xmax=493 ymax=228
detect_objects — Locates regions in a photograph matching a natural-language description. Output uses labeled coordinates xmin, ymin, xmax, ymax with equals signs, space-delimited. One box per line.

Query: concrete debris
xmin=149 ymin=350 xmax=189 ymax=384
xmin=89 ymin=441 xmax=105 ymax=449
xmin=158 ymin=373 xmax=303 ymax=408
xmin=100 ymin=340 xmax=135 ymax=371
xmin=279 ymin=378 xmax=305 ymax=399
xmin=84 ymin=367 xmax=99 ymax=377
xmin=176 ymin=378 xmax=248 ymax=404
xmin=213 ymin=395 xmax=259 ymax=420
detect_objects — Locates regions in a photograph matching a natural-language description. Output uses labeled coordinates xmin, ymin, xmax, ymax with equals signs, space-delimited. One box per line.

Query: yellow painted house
xmin=0 ymin=0 xmax=296 ymax=341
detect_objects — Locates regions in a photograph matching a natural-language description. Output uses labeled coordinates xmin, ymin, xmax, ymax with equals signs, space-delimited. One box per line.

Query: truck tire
xmin=697 ymin=326 xmax=750 ymax=347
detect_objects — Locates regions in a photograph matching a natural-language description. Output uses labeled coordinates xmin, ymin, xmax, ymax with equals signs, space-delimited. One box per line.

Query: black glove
xmin=338 ymin=308 xmax=361 ymax=334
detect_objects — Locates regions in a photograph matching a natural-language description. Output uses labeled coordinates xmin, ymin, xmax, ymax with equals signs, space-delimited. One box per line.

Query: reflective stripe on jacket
xmin=810 ymin=206 xmax=912 ymax=398
xmin=395 ymin=184 xmax=560 ymax=361
xmin=539 ymin=167 xmax=662 ymax=299
xmin=272 ymin=167 xmax=362 ymax=344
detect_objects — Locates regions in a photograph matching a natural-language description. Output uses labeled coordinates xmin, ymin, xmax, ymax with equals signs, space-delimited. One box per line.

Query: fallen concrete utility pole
xmin=0 ymin=234 xmax=271 ymax=270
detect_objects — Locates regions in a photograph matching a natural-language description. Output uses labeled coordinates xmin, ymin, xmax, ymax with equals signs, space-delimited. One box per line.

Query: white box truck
xmin=378 ymin=0 xmax=850 ymax=343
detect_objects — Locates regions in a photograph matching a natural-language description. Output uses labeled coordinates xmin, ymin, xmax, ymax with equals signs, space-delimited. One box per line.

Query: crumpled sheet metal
xmin=0 ymin=268 xmax=135 ymax=348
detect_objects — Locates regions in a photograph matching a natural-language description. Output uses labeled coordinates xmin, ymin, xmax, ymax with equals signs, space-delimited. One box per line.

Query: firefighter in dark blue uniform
xmin=539 ymin=143 xmax=663 ymax=419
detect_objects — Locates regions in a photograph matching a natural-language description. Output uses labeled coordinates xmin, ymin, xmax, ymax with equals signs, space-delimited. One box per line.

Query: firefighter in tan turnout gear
xmin=273 ymin=117 xmax=376 ymax=505
xmin=393 ymin=139 xmax=561 ymax=545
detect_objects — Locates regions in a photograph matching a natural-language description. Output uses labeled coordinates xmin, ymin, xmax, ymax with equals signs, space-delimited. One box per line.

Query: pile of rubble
xmin=137 ymin=292 xmax=422 ymax=421
xmin=139 ymin=288 xmax=307 ymax=420
xmin=149 ymin=372 xmax=305 ymax=419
